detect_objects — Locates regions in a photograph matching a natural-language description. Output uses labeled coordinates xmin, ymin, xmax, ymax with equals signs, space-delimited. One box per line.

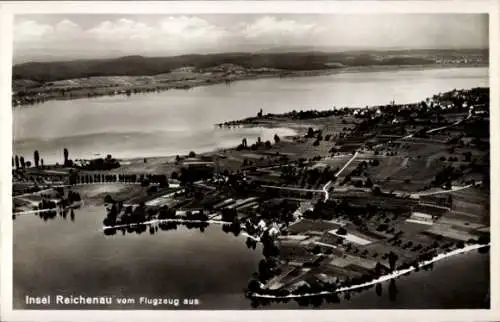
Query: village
xmin=12 ymin=87 xmax=490 ymax=304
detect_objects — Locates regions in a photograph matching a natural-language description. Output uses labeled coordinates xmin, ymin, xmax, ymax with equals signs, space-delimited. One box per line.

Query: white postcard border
xmin=0 ymin=1 xmax=498 ymax=322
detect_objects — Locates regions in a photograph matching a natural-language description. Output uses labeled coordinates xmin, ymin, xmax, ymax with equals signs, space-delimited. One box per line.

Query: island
xmin=12 ymin=86 xmax=490 ymax=307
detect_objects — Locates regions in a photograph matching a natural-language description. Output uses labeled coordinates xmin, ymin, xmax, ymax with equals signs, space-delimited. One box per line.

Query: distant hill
xmin=257 ymin=46 xmax=488 ymax=55
xmin=13 ymin=49 xmax=488 ymax=83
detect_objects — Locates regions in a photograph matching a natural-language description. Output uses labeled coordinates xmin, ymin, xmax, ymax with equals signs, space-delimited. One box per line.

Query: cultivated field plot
xmin=194 ymin=192 xmax=227 ymax=206
xmin=339 ymin=195 xmax=415 ymax=210
xmin=449 ymin=188 xmax=489 ymax=224
xmin=144 ymin=189 xmax=186 ymax=207
xmin=13 ymin=198 xmax=34 ymax=210
xmin=426 ymin=223 xmax=480 ymax=241
xmin=308 ymin=116 xmax=358 ymax=132
xmin=287 ymin=219 xmax=341 ymax=235
xmin=299 ymin=235 xmax=322 ymax=245
xmin=377 ymin=181 xmax=425 ymax=193
xmin=248 ymin=173 xmax=289 ymax=185
xmin=318 ymin=232 xmax=345 ymax=245
xmin=413 ymin=203 xmax=450 ymax=216
xmin=263 ymin=140 xmax=312 ymax=157
xmin=335 ymin=159 xmax=364 ymax=178
xmin=119 ymin=186 xmax=181 ymax=205
xmin=404 ymin=231 xmax=437 ymax=246
xmin=279 ymin=249 xmax=318 ymax=266
xmin=327 ymin=230 xmax=373 ymax=245
xmin=381 ymin=157 xmax=444 ymax=182
xmin=294 ymin=141 xmax=336 ymax=159
xmin=361 ymin=155 xmax=405 ymax=178
xmin=111 ymin=157 xmax=178 ymax=174
xmin=12 ymin=183 xmax=32 ymax=195
xmin=284 ymin=271 xmax=326 ymax=290
xmin=323 ymin=263 xmax=364 ymax=279
xmin=329 ymin=254 xmax=378 ymax=271
xmin=398 ymin=220 xmax=434 ymax=234
xmin=218 ymin=155 xmax=249 ymax=171
xmin=448 ymin=211 xmax=487 ymax=225
xmin=451 ymin=188 xmax=489 ymax=208
xmin=364 ymin=163 xmax=431 ymax=190
xmin=418 ymin=193 xmax=451 ymax=204
xmin=396 ymin=140 xmax=449 ymax=155
xmin=14 ymin=193 xmax=44 ymax=203
xmin=76 ymin=183 xmax=145 ymax=205
xmin=318 ymin=156 xmax=353 ymax=171
xmin=437 ymin=214 xmax=487 ymax=231
xmin=241 ymin=152 xmax=275 ymax=160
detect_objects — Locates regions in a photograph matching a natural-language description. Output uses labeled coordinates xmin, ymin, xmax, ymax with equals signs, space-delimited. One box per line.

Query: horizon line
xmin=13 ymin=46 xmax=489 ymax=65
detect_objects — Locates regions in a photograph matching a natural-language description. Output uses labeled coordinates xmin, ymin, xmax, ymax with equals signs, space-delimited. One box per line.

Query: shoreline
xmin=17 ymin=196 xmax=490 ymax=304
xmin=102 ymin=217 xmax=263 ymax=242
xmin=12 ymin=69 xmax=491 ymax=309
xmin=12 ymin=63 xmax=486 ymax=107
xmin=14 ymin=126 xmax=301 ymax=166
xmin=13 ymin=201 xmax=84 ymax=216
xmin=249 ymin=242 xmax=490 ymax=299
xmin=14 ymin=80 xmax=487 ymax=166
xmin=98 ymin=216 xmax=490 ymax=301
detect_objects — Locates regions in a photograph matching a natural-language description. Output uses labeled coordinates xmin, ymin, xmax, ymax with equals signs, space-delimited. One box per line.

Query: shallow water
xmin=13 ymin=67 xmax=488 ymax=164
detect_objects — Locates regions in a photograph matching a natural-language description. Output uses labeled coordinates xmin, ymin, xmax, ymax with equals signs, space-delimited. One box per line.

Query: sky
xmin=13 ymin=14 xmax=489 ymax=63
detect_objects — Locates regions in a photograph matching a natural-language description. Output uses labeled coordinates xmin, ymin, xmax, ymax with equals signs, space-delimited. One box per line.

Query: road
xmin=261 ymin=151 xmax=360 ymax=202
xmin=261 ymin=185 xmax=322 ymax=193
xmin=13 ymin=188 xmax=57 ymax=198
xmin=411 ymin=184 xmax=475 ymax=197
xmin=418 ymin=202 xmax=451 ymax=211
xmin=13 ymin=208 xmax=59 ymax=216
xmin=334 ymin=152 xmax=359 ymax=177
xmin=401 ymin=114 xmax=469 ymax=140
xmin=322 ymin=180 xmax=333 ymax=201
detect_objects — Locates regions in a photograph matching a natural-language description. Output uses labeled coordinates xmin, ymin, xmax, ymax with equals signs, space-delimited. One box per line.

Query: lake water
xmin=13 ymin=206 xmax=490 ymax=309
xmin=267 ymin=250 xmax=490 ymax=310
xmin=13 ymin=67 xmax=488 ymax=164
xmin=13 ymin=206 xmax=264 ymax=310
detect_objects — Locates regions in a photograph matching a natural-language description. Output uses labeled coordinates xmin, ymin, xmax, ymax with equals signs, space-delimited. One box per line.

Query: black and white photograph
xmin=1 ymin=1 xmax=498 ymax=321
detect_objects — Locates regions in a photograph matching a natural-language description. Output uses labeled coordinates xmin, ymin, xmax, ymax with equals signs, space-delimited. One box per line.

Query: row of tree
xmin=13 ymin=148 xmax=72 ymax=170
xmin=12 ymin=155 xmax=33 ymax=169
xmin=104 ymin=220 xmax=210 ymax=236
xmin=14 ymin=207 xmax=76 ymax=222
xmin=69 ymin=172 xmax=168 ymax=187
xmin=236 ymin=135 xmax=280 ymax=151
